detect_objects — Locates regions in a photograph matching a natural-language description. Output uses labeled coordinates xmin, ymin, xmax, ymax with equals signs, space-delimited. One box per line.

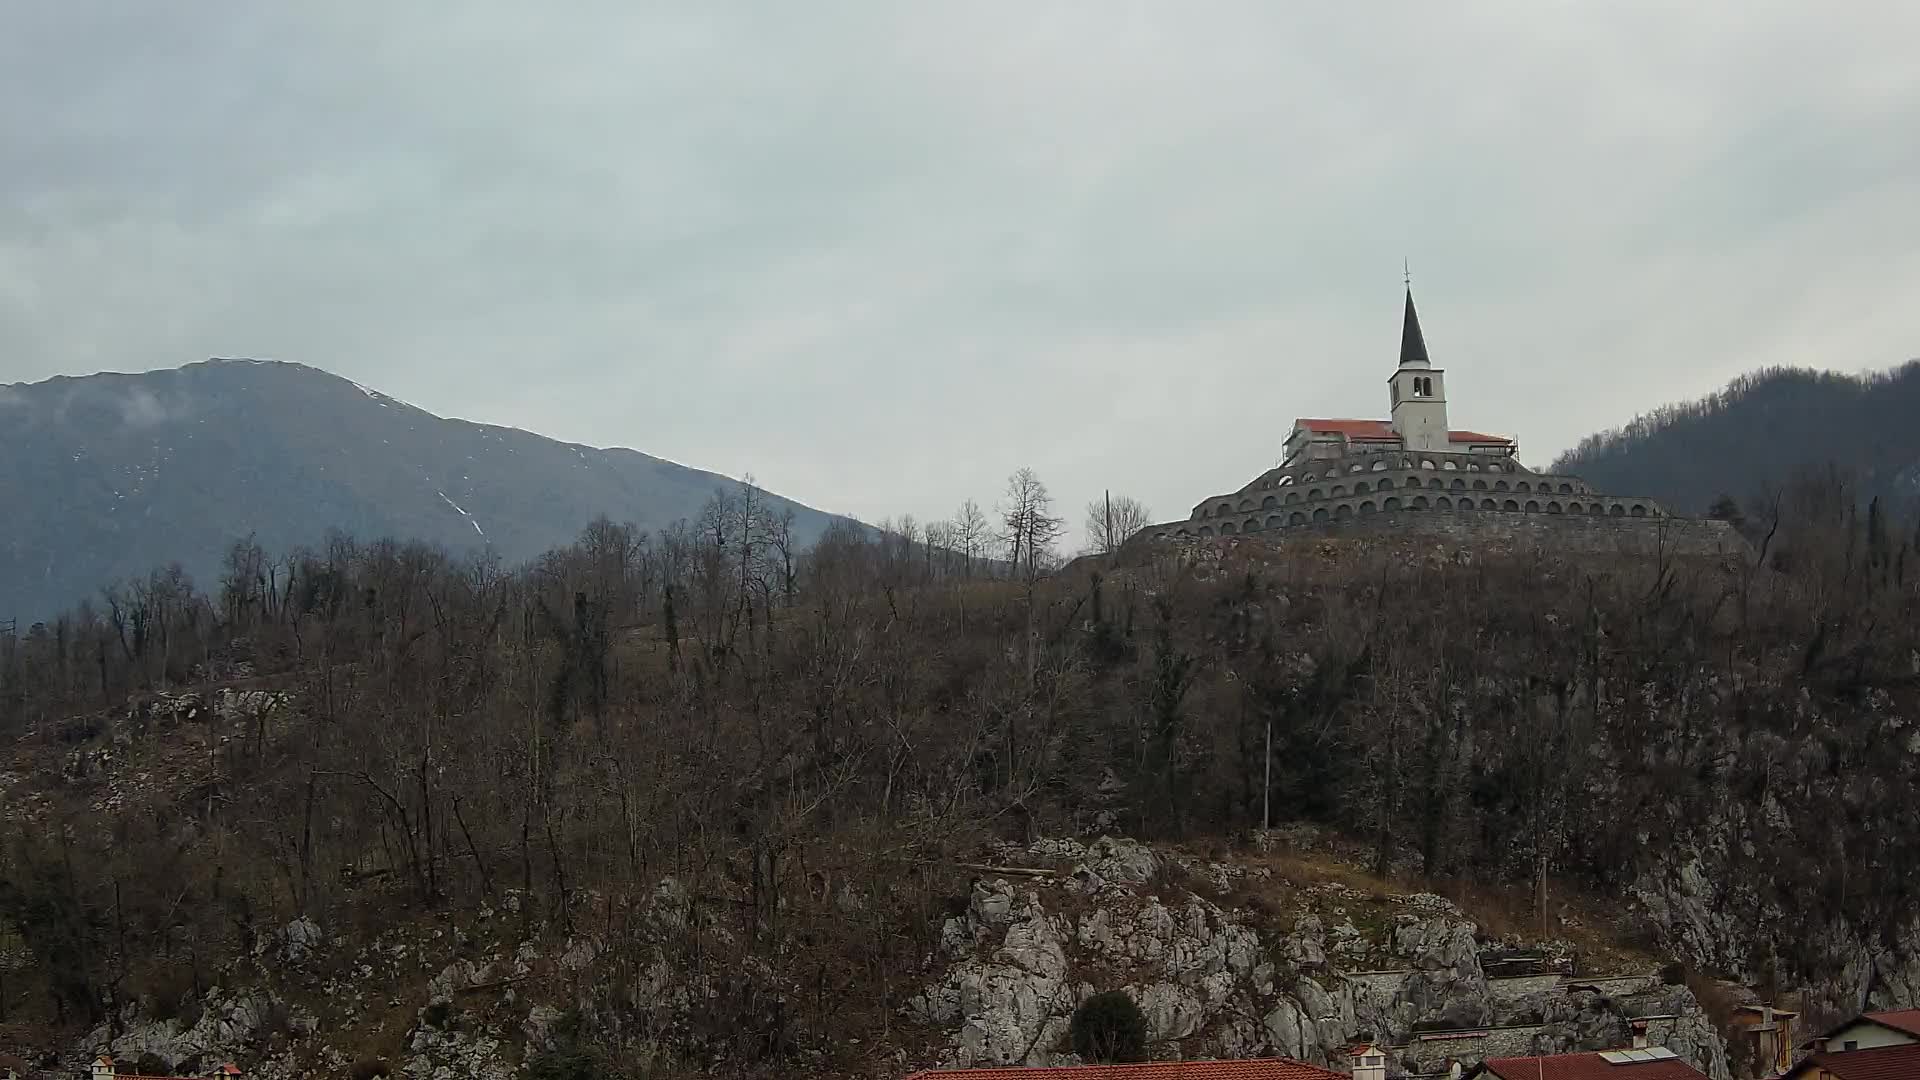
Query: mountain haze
xmin=0 ymin=359 xmax=848 ymax=619
xmin=1551 ymin=361 xmax=1920 ymax=515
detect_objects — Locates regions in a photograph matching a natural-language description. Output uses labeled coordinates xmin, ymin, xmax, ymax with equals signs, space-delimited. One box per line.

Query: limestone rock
xmin=1079 ymin=836 xmax=1160 ymax=884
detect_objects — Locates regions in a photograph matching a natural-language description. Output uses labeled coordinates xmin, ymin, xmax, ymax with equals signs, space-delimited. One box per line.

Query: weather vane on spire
xmin=1404 ymin=259 xmax=1411 ymax=288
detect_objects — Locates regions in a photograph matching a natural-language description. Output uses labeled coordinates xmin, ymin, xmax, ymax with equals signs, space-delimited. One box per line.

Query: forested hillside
xmin=2 ymin=469 xmax=1917 ymax=1078
xmin=1552 ymin=361 xmax=1920 ymax=514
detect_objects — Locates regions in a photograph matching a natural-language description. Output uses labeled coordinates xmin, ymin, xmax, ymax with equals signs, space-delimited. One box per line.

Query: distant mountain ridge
xmin=0 ymin=359 xmax=849 ymax=620
xmin=1551 ymin=361 xmax=1920 ymax=515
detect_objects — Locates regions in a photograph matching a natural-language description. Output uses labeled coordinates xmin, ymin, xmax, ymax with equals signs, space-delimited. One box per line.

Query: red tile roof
xmin=1296 ymin=418 xmax=1398 ymax=439
xmin=1292 ymin=418 xmax=1512 ymax=445
xmin=902 ymin=1059 xmax=1344 ymax=1080
xmin=1864 ymin=1008 xmax=1920 ymax=1038
xmin=1792 ymin=1042 xmax=1920 ymax=1080
xmin=1479 ymin=1052 xmax=1708 ymax=1080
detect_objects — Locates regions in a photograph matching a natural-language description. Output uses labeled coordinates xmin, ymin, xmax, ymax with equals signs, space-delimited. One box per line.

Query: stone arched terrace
xmin=1148 ymin=448 xmax=1670 ymax=543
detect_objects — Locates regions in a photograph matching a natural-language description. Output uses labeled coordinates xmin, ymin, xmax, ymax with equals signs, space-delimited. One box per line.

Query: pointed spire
xmin=1399 ymin=287 xmax=1430 ymax=368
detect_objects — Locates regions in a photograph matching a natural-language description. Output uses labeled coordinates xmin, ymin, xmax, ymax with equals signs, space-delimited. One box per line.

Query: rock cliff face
xmin=908 ymin=838 xmax=1731 ymax=1079
xmin=64 ymin=836 xmax=1733 ymax=1080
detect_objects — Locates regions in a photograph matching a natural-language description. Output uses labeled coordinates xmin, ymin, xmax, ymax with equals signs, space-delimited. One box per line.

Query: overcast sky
xmin=5 ymin=4 xmax=1919 ymax=539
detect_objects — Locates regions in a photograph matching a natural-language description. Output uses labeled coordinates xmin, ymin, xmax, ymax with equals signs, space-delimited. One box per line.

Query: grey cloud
xmin=4 ymin=3 xmax=1919 ymax=542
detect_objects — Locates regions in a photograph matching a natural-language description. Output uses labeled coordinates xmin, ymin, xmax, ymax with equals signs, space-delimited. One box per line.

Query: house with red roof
xmin=899 ymin=1057 xmax=1349 ymax=1080
xmin=1462 ymin=1046 xmax=1708 ymax=1080
xmin=89 ymin=1056 xmax=243 ymax=1080
xmin=1781 ymin=1008 xmax=1920 ymax=1079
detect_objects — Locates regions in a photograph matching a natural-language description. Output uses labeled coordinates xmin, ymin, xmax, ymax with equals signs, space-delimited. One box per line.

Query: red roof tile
xmin=1479 ymin=1051 xmax=1708 ymax=1080
xmin=1296 ymin=418 xmax=1397 ymax=438
xmin=1292 ymin=418 xmax=1512 ymax=445
xmin=903 ymin=1059 xmax=1344 ymax=1080
xmin=1793 ymin=1042 xmax=1920 ymax=1080
xmin=1864 ymin=1008 xmax=1920 ymax=1038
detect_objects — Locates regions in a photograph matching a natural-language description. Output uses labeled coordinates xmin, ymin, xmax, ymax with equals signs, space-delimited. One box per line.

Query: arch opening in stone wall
xmin=1289 ymin=512 xmax=1307 ymax=525
xmin=1482 ymin=499 xmax=1497 ymax=510
xmin=1430 ymin=478 xmax=1445 ymax=490
xmin=1468 ymin=462 xmax=1482 ymax=472
xmin=1458 ymin=498 xmax=1475 ymax=512
xmin=1495 ymin=480 xmax=1510 ymax=492
xmin=1355 ymin=481 xmax=1370 ymax=494
xmin=1437 ymin=496 xmax=1453 ymax=510
xmin=1384 ymin=497 xmax=1402 ymax=511
xmin=1559 ymin=483 xmax=1573 ymax=493
xmin=1332 ymin=485 xmax=1347 ymax=497
xmin=1310 ymin=489 xmax=1323 ymax=500
xmin=1377 ymin=477 xmax=1394 ymax=490
xmin=1451 ymin=478 xmax=1466 ymax=490
xmin=1335 ymin=504 xmax=1354 ymax=520
xmin=1285 ymin=492 xmax=1300 ymax=505
xmin=1567 ymin=501 xmax=1582 ymax=514
xmin=1263 ymin=495 xmax=1278 ymax=509
xmin=1244 ymin=518 xmax=1261 ymax=532
xmin=1312 ymin=508 xmax=1330 ymax=522
xmin=1221 ymin=521 xmax=1237 ymax=535
xmin=1609 ymin=504 xmax=1625 ymax=516
xmin=1199 ymin=526 xmax=1215 ymax=538
xmin=1371 ymin=459 xmax=1387 ymax=471
xmin=1277 ymin=475 xmax=1294 ymax=486
xmin=1473 ymin=479 xmax=1488 ymax=490
xmin=1360 ymin=500 xmax=1377 ymax=515
xmin=1267 ymin=515 xmax=1284 ymax=529
xmin=1526 ymin=500 xmax=1541 ymax=513
xmin=1411 ymin=495 xmax=1429 ymax=509
xmin=1504 ymin=499 xmax=1520 ymax=511
xmin=1349 ymin=463 xmax=1365 ymax=474
xmin=1631 ymin=504 xmax=1647 ymax=517
xmin=1240 ymin=499 xmax=1255 ymax=512
xmin=1588 ymin=503 xmax=1603 ymax=515
xmin=1420 ymin=459 xmax=1436 ymax=470
xmin=1217 ymin=502 xmax=1232 ymax=516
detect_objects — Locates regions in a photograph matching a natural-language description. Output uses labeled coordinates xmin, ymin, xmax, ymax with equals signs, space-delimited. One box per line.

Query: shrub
xmin=528 ymin=1046 xmax=603 ymax=1080
xmin=350 ymin=1058 xmax=391 ymax=1080
xmin=134 ymin=1052 xmax=174 ymax=1076
xmin=1070 ymin=990 xmax=1149 ymax=1063
xmin=422 ymin=1001 xmax=452 ymax=1029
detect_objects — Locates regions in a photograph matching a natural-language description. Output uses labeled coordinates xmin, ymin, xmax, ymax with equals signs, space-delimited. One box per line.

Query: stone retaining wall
xmin=1135 ymin=509 xmax=1745 ymax=559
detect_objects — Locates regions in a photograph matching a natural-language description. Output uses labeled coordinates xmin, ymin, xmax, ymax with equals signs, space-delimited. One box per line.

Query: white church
xmin=1140 ymin=288 xmax=1672 ymax=542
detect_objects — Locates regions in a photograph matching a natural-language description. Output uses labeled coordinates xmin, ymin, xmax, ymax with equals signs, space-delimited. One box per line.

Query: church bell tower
xmin=1388 ymin=287 xmax=1449 ymax=452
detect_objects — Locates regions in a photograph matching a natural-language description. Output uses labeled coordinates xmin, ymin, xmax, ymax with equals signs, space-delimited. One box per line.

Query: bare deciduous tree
xmin=1084 ymin=493 xmax=1153 ymax=554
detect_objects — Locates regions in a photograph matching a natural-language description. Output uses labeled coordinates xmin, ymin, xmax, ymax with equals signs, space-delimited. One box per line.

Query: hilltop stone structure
xmin=1138 ymin=289 xmax=1694 ymax=546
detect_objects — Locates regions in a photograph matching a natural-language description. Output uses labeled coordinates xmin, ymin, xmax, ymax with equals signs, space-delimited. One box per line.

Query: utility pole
xmin=1537 ymin=850 xmax=1549 ymax=941
xmin=1262 ymin=716 xmax=1272 ymax=832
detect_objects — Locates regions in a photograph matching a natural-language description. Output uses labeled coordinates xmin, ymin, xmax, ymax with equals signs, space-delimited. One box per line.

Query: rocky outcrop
xmin=912 ymin=838 xmax=1732 ymax=1079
